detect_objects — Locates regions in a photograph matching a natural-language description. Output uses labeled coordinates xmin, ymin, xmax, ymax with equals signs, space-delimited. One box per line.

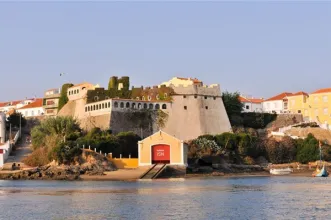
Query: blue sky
xmin=0 ymin=2 xmax=330 ymax=101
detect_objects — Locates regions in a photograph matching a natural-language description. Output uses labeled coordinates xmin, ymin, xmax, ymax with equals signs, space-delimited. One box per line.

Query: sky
xmin=0 ymin=1 xmax=330 ymax=101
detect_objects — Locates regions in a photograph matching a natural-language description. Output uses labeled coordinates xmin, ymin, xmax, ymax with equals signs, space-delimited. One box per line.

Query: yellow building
xmin=287 ymin=88 xmax=331 ymax=128
xmin=309 ymin=88 xmax=331 ymax=126
xmin=138 ymin=130 xmax=187 ymax=166
xmin=287 ymin=91 xmax=309 ymax=118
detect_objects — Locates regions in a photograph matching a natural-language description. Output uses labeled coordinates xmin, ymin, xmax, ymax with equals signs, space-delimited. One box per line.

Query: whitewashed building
xmin=262 ymin=92 xmax=293 ymax=114
xmin=239 ymin=96 xmax=264 ymax=112
xmin=17 ymin=98 xmax=44 ymax=118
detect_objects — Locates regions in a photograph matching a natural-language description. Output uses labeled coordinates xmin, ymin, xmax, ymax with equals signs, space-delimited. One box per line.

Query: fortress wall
xmin=79 ymin=113 xmax=111 ymax=131
xmin=171 ymin=84 xmax=221 ymax=96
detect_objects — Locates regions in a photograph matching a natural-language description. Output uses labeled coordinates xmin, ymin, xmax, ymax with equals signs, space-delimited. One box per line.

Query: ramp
xmin=140 ymin=164 xmax=167 ymax=179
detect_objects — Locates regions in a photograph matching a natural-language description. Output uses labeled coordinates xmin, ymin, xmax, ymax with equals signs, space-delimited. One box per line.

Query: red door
xmin=152 ymin=144 xmax=170 ymax=164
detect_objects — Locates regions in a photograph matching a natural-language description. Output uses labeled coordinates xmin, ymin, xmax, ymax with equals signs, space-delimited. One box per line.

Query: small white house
xmin=263 ymin=92 xmax=292 ymax=114
xmin=239 ymin=96 xmax=264 ymax=112
xmin=17 ymin=98 xmax=44 ymax=118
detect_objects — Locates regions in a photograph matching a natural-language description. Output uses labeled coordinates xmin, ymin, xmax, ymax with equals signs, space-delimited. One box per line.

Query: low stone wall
xmin=158 ymin=165 xmax=187 ymax=178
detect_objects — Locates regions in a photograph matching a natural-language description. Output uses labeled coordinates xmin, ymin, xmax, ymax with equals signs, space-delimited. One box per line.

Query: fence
xmin=82 ymin=145 xmax=139 ymax=169
xmin=0 ymin=130 xmax=20 ymax=167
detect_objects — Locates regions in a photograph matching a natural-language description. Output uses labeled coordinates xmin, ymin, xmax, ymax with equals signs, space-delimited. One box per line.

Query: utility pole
xmin=19 ymin=113 xmax=22 ymax=141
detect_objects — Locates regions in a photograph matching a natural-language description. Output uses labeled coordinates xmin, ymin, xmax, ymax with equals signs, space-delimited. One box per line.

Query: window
xmin=246 ymin=105 xmax=250 ymax=110
xmin=31 ymin=111 xmax=34 ymax=116
xmin=102 ymin=103 xmax=105 ymax=109
xmin=149 ymin=104 xmax=153 ymax=109
xmin=132 ymin=103 xmax=136 ymax=109
xmin=126 ymin=102 xmax=130 ymax=108
xmin=298 ymin=110 xmax=301 ymax=114
xmin=303 ymin=96 xmax=307 ymax=103
xmin=114 ymin=102 xmax=118 ymax=108
xmin=77 ymin=89 xmax=79 ymax=93
xmin=120 ymin=102 xmax=124 ymax=108
xmin=204 ymin=96 xmax=207 ymax=99
xmin=323 ymin=96 xmax=328 ymax=103
xmin=108 ymin=102 xmax=111 ymax=108
xmin=162 ymin=104 xmax=167 ymax=109
xmin=136 ymin=97 xmax=140 ymax=100
xmin=194 ymin=95 xmax=197 ymax=99
xmin=156 ymin=94 xmax=160 ymax=100
xmin=85 ymin=107 xmax=87 ymax=112
xmin=314 ymin=97 xmax=319 ymax=103
xmin=88 ymin=106 xmax=90 ymax=111
xmin=148 ymin=96 xmax=152 ymax=101
xmin=155 ymin=104 xmax=160 ymax=110
xmin=142 ymin=96 xmax=145 ymax=101
xmin=93 ymin=105 xmax=96 ymax=111
xmin=183 ymin=95 xmax=186 ymax=98
xmin=96 ymin=105 xmax=99 ymax=110
xmin=164 ymin=93 xmax=168 ymax=98
xmin=324 ymin=108 xmax=328 ymax=115
xmin=99 ymin=104 xmax=101 ymax=109
xmin=213 ymin=97 xmax=216 ymax=100
xmin=184 ymin=106 xmax=187 ymax=110
xmin=138 ymin=103 xmax=142 ymax=109
xmin=205 ymin=106 xmax=208 ymax=110
xmin=94 ymin=96 xmax=99 ymax=102
xmin=144 ymin=103 xmax=148 ymax=109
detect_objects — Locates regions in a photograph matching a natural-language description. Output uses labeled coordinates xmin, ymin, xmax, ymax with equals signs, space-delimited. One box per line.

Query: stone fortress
xmin=58 ymin=76 xmax=231 ymax=141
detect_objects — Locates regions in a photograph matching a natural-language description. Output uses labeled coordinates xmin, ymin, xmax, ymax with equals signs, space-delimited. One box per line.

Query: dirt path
xmin=3 ymin=136 xmax=33 ymax=169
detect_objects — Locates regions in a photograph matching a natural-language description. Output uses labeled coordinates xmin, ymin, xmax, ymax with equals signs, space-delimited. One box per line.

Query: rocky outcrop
xmin=0 ymin=150 xmax=117 ymax=180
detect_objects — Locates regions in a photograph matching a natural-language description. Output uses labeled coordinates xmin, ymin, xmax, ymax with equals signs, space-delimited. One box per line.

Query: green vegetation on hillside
xmin=58 ymin=83 xmax=74 ymax=111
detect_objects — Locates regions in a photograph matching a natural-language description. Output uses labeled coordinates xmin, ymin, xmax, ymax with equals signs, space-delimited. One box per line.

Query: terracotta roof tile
xmin=265 ymin=92 xmax=293 ymax=102
xmin=239 ymin=96 xmax=264 ymax=104
xmin=311 ymin=88 xmax=331 ymax=94
xmin=288 ymin=91 xmax=309 ymax=97
xmin=18 ymin=99 xmax=43 ymax=110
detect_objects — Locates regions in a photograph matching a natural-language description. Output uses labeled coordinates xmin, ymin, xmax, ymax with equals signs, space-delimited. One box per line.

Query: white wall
xmin=17 ymin=107 xmax=44 ymax=118
xmin=242 ymin=102 xmax=263 ymax=113
xmin=263 ymin=100 xmax=284 ymax=113
xmin=0 ymin=112 xmax=6 ymax=143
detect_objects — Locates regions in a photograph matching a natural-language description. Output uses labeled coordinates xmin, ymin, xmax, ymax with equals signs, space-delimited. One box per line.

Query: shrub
xmin=58 ymin=83 xmax=74 ymax=111
xmin=243 ymin=156 xmax=255 ymax=165
xmin=215 ymin=133 xmax=238 ymax=150
xmin=22 ymin=147 xmax=50 ymax=167
xmin=189 ymin=138 xmax=222 ymax=158
xmin=53 ymin=142 xmax=82 ymax=165
xmin=296 ymin=134 xmax=319 ymax=164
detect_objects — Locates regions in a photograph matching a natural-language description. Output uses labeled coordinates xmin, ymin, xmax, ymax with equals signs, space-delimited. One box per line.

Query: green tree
xmin=31 ymin=116 xmax=81 ymax=150
xmin=222 ymin=91 xmax=244 ymax=126
xmin=296 ymin=134 xmax=319 ymax=164
xmin=58 ymin=83 xmax=74 ymax=111
xmin=6 ymin=112 xmax=26 ymax=128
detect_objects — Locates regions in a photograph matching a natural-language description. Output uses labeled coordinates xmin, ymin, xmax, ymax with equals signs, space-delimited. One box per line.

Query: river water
xmin=0 ymin=176 xmax=330 ymax=219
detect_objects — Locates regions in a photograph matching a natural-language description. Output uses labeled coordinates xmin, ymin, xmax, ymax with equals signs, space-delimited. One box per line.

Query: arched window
xmin=144 ymin=103 xmax=148 ymax=109
xmin=99 ymin=104 xmax=101 ymax=109
xmin=148 ymin=96 xmax=152 ymax=101
xmin=149 ymin=104 xmax=153 ymax=109
xmin=108 ymin=102 xmax=111 ymax=108
xmin=162 ymin=104 xmax=167 ymax=109
xmin=93 ymin=105 xmax=96 ymax=111
xmin=132 ymin=103 xmax=136 ymax=109
xmin=114 ymin=102 xmax=118 ymax=108
xmin=155 ymin=104 xmax=160 ymax=110
xmin=82 ymin=87 xmax=86 ymax=90
xmin=77 ymin=89 xmax=79 ymax=94
xmin=138 ymin=103 xmax=142 ymax=109
xmin=164 ymin=93 xmax=168 ymax=98
xmin=94 ymin=96 xmax=99 ymax=102
xmin=96 ymin=105 xmax=99 ymax=110
xmin=126 ymin=102 xmax=130 ymax=108
xmin=85 ymin=107 xmax=87 ymax=112
xmin=74 ymin=90 xmax=76 ymax=94
xmin=120 ymin=102 xmax=124 ymax=108
xmin=102 ymin=103 xmax=105 ymax=109
xmin=88 ymin=106 xmax=91 ymax=111
xmin=156 ymin=94 xmax=160 ymax=100
xmin=142 ymin=96 xmax=145 ymax=101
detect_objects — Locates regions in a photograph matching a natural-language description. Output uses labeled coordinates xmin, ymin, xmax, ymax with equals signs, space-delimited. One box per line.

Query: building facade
xmin=58 ymin=77 xmax=232 ymax=141
xmin=43 ymin=88 xmax=61 ymax=116
xmin=17 ymin=99 xmax=44 ymax=118
xmin=263 ymin=92 xmax=293 ymax=114
xmin=239 ymin=96 xmax=264 ymax=112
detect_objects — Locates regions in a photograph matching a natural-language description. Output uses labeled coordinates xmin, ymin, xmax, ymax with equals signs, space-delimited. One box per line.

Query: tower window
xmin=205 ymin=106 xmax=208 ymax=110
xmin=184 ymin=106 xmax=187 ymax=110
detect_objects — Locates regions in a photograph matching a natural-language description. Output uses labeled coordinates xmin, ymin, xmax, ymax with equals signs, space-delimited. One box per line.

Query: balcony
xmin=43 ymin=103 xmax=58 ymax=109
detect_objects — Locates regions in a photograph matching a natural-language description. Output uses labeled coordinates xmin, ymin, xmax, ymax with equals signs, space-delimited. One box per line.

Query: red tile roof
xmin=239 ymin=96 xmax=264 ymax=104
xmin=265 ymin=92 xmax=293 ymax=102
xmin=288 ymin=91 xmax=309 ymax=97
xmin=311 ymin=88 xmax=331 ymax=94
xmin=0 ymin=102 xmax=8 ymax=108
xmin=18 ymin=99 xmax=43 ymax=110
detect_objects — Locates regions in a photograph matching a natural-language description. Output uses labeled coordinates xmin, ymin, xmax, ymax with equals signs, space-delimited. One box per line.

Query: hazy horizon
xmin=1 ymin=2 xmax=330 ymax=102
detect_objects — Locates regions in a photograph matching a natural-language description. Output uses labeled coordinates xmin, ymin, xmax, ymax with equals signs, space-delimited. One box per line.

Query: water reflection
xmin=1 ymin=177 xmax=331 ymax=219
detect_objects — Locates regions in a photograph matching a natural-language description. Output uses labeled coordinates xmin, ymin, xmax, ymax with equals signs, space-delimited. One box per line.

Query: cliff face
xmin=266 ymin=114 xmax=304 ymax=131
